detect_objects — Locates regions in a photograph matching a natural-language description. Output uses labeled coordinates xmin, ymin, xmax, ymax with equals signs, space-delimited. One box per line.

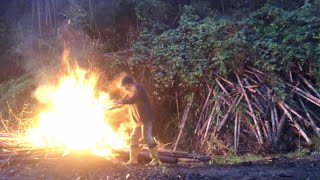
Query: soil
xmin=0 ymin=154 xmax=319 ymax=180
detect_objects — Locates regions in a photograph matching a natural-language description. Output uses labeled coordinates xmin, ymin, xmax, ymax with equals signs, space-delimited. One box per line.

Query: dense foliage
xmin=125 ymin=0 xmax=320 ymax=153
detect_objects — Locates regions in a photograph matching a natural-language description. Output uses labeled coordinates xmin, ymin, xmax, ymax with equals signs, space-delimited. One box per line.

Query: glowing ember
xmin=27 ymin=49 xmax=129 ymax=156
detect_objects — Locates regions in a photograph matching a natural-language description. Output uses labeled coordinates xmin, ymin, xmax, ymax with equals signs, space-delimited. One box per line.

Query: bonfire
xmin=26 ymin=48 xmax=130 ymax=157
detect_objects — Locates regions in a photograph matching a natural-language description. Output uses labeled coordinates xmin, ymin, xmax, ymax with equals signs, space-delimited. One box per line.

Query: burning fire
xmin=27 ymin=49 xmax=129 ymax=156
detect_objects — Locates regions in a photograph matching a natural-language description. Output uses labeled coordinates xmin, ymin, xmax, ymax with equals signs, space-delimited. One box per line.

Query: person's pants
xmin=130 ymin=121 xmax=156 ymax=149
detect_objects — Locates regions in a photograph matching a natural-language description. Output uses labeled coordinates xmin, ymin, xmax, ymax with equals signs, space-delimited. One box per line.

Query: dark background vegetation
xmin=1 ymin=0 xmax=320 ymax=156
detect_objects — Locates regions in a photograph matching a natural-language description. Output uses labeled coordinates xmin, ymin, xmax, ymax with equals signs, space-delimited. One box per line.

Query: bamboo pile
xmin=173 ymin=66 xmax=320 ymax=153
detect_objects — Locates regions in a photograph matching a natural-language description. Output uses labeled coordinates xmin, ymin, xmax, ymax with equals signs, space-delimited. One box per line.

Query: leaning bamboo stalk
xmin=289 ymin=70 xmax=294 ymax=83
xmin=201 ymin=101 xmax=218 ymax=144
xmin=243 ymin=79 xmax=259 ymax=93
xmin=247 ymin=120 xmax=260 ymax=142
xmin=259 ymin=85 xmax=271 ymax=101
xmin=214 ymin=94 xmax=243 ymax=134
xmin=253 ymin=73 xmax=263 ymax=83
xmin=215 ymin=78 xmax=229 ymax=94
xmin=270 ymin=103 xmax=276 ymax=137
xmin=265 ymin=121 xmax=272 ymax=143
xmin=245 ymin=107 xmax=266 ymax=142
xmin=218 ymin=96 xmax=232 ymax=106
xmin=307 ymin=108 xmax=320 ymax=123
xmin=295 ymin=91 xmax=320 ymax=107
xmin=246 ymin=66 xmax=264 ymax=75
xmin=234 ymin=115 xmax=238 ymax=152
xmin=236 ymin=73 xmax=263 ymax=144
xmin=252 ymin=102 xmax=266 ymax=116
xmin=255 ymin=87 xmax=268 ymax=101
xmin=195 ymin=88 xmax=213 ymax=134
xmin=283 ymin=103 xmax=310 ymax=126
xmin=298 ymin=98 xmax=320 ymax=137
xmin=275 ymin=113 xmax=287 ymax=144
xmin=237 ymin=115 xmax=241 ymax=151
xmin=243 ymin=72 xmax=259 ymax=85
xmin=215 ymin=74 xmax=234 ymax=86
xmin=260 ymin=115 xmax=269 ymax=142
xmin=244 ymin=69 xmax=259 ymax=77
xmin=272 ymin=95 xmax=279 ymax=127
xmin=287 ymin=83 xmax=320 ymax=107
xmin=243 ymin=78 xmax=267 ymax=112
xmin=175 ymin=91 xmax=180 ymax=125
xmin=172 ymin=94 xmax=194 ymax=151
xmin=299 ymin=74 xmax=320 ymax=98
xmin=278 ymin=102 xmax=312 ymax=144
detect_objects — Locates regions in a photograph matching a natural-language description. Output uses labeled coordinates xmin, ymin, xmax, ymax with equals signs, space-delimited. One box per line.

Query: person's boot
xmin=147 ymin=147 xmax=161 ymax=166
xmin=126 ymin=147 xmax=139 ymax=165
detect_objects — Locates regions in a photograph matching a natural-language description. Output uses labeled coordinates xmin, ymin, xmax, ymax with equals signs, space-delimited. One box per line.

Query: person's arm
xmin=115 ymin=94 xmax=137 ymax=104
xmin=115 ymin=86 xmax=139 ymax=104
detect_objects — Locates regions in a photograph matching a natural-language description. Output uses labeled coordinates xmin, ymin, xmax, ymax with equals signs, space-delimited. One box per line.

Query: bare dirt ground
xmin=0 ymin=154 xmax=319 ymax=180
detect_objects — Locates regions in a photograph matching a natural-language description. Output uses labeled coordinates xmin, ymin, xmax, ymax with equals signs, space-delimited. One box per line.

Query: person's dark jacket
xmin=116 ymin=83 xmax=153 ymax=124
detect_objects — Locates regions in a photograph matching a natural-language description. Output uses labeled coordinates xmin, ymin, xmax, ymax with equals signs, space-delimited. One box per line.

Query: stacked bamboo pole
xmin=172 ymin=66 xmax=320 ymax=153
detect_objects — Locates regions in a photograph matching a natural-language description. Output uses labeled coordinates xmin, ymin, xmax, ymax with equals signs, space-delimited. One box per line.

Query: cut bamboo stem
xmin=265 ymin=121 xmax=272 ymax=143
xmin=172 ymin=94 xmax=194 ymax=151
xmin=275 ymin=113 xmax=287 ymax=144
xmin=214 ymin=94 xmax=243 ymax=134
xmin=215 ymin=78 xmax=229 ymax=94
xmin=298 ymin=98 xmax=320 ymax=137
xmin=287 ymin=83 xmax=320 ymax=107
xmin=234 ymin=115 xmax=238 ymax=152
xmin=299 ymin=74 xmax=320 ymax=98
xmin=278 ymin=102 xmax=312 ymax=145
xmin=195 ymin=88 xmax=212 ymax=134
xmin=283 ymin=103 xmax=310 ymax=126
xmin=246 ymin=66 xmax=264 ymax=75
xmin=237 ymin=115 xmax=241 ymax=151
xmin=236 ymin=73 xmax=263 ymax=144
xmin=201 ymin=101 xmax=218 ymax=144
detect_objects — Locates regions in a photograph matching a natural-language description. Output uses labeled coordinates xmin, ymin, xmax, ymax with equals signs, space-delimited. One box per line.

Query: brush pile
xmin=173 ymin=66 xmax=320 ymax=154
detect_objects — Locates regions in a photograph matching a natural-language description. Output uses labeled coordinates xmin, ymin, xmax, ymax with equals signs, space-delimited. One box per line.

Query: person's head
xmin=120 ymin=75 xmax=134 ymax=91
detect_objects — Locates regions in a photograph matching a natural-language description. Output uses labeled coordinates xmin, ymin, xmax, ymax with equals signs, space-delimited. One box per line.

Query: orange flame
xmin=27 ymin=49 xmax=129 ymax=156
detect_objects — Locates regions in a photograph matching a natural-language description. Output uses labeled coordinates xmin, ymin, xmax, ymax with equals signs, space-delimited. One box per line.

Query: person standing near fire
xmin=113 ymin=75 xmax=161 ymax=166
